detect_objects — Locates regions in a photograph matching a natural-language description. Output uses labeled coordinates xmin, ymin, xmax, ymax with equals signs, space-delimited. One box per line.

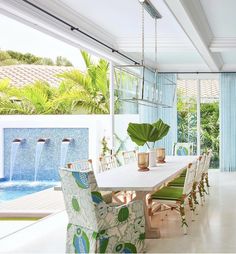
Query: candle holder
xmin=156 ymin=148 xmax=166 ymax=163
xmin=137 ymin=152 xmax=149 ymax=171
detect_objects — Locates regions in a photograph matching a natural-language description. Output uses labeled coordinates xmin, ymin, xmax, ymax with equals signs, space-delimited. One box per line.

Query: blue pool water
xmin=0 ymin=181 xmax=58 ymax=202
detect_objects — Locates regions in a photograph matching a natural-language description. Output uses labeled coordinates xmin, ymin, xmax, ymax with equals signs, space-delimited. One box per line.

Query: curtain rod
xmin=158 ymin=72 xmax=236 ymax=74
xmin=21 ymin=0 xmax=140 ymax=65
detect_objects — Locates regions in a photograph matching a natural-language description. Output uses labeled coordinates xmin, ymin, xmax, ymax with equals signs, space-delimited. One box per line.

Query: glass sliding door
xmin=177 ymin=77 xmax=219 ymax=168
xmin=200 ymin=79 xmax=219 ymax=168
xmin=177 ymin=80 xmax=198 ymax=154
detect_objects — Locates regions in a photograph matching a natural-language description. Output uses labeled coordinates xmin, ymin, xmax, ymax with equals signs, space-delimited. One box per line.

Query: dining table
xmin=96 ymin=155 xmax=198 ymax=239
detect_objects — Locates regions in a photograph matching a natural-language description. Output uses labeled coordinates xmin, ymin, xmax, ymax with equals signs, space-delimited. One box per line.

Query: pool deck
xmin=0 ymin=188 xmax=65 ymax=218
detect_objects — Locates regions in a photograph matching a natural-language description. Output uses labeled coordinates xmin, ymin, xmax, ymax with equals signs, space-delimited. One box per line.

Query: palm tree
xmin=55 ymin=51 xmax=111 ymax=114
xmin=0 ymin=51 xmax=115 ymax=114
xmin=0 ymin=80 xmax=56 ymax=114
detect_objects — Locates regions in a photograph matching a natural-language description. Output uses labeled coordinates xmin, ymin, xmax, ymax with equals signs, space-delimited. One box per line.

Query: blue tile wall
xmin=4 ymin=128 xmax=88 ymax=181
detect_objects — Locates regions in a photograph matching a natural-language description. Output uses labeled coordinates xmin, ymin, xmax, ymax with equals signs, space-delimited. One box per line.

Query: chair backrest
xmin=99 ymin=154 xmax=118 ymax=172
xmin=203 ymin=150 xmax=212 ymax=173
xmin=183 ymin=161 xmax=197 ymax=195
xmin=122 ymin=150 xmax=137 ymax=164
xmin=195 ymin=155 xmax=206 ymax=182
xmin=59 ymin=159 xmax=106 ymax=232
xmin=173 ymin=142 xmax=193 ymax=156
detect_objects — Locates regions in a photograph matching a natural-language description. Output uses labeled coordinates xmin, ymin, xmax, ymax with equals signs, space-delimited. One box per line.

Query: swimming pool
xmin=0 ymin=182 xmax=58 ymax=202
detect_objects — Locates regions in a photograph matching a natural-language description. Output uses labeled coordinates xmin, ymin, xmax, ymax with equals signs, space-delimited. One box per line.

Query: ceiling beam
xmin=164 ymin=0 xmax=223 ymax=71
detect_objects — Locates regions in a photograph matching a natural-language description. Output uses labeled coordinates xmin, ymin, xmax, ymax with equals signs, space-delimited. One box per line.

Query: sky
xmin=0 ymin=14 xmax=87 ymax=70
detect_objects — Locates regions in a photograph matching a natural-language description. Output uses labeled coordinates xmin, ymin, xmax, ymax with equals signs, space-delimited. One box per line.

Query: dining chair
xmin=194 ymin=155 xmax=207 ymax=205
xmin=67 ymin=159 xmax=112 ymax=204
xmin=99 ymin=154 xmax=119 ymax=172
xmin=149 ymin=161 xmax=197 ymax=235
xmin=59 ymin=161 xmax=145 ymax=253
xmin=122 ymin=150 xmax=137 ymax=164
xmin=167 ymin=155 xmax=206 ymax=208
xmin=173 ymin=142 xmax=194 ymax=156
xmin=203 ymin=150 xmax=212 ymax=194
xmin=99 ymin=154 xmax=126 ymax=204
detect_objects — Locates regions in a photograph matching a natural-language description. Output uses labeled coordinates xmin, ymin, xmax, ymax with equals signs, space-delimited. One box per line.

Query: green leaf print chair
xmin=173 ymin=142 xmax=193 ymax=156
xmin=59 ymin=159 xmax=145 ymax=253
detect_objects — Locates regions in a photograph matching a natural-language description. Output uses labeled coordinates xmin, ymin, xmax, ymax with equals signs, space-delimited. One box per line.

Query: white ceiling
xmin=0 ymin=0 xmax=236 ymax=72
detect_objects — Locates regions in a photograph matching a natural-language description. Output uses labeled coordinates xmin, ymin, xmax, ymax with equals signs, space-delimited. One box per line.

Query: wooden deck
xmin=0 ymin=188 xmax=65 ymax=218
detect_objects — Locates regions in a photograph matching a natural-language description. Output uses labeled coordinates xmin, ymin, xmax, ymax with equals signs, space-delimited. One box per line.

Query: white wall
xmin=0 ymin=115 xmax=111 ymax=178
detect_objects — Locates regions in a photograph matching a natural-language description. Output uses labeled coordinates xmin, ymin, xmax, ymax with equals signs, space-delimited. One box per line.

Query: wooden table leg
xmin=135 ymin=191 xmax=160 ymax=239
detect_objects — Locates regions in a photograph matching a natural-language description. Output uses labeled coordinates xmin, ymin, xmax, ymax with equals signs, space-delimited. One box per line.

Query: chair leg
xmin=179 ymin=201 xmax=188 ymax=235
xmin=198 ymin=185 xmax=204 ymax=206
xmin=188 ymin=195 xmax=195 ymax=221
xmin=205 ymin=173 xmax=210 ymax=194
xmin=192 ymin=183 xmax=199 ymax=215
xmin=123 ymin=191 xmax=127 ymax=204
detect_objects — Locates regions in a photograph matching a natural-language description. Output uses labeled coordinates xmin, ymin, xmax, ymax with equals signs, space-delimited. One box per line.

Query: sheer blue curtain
xmin=156 ymin=74 xmax=177 ymax=155
xmin=139 ymin=68 xmax=158 ymax=123
xmin=139 ymin=72 xmax=177 ymax=154
xmin=220 ymin=73 xmax=236 ymax=171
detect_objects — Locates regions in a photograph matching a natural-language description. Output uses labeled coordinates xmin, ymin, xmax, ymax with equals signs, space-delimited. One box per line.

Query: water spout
xmin=60 ymin=138 xmax=73 ymax=166
xmin=34 ymin=138 xmax=49 ymax=181
xmin=10 ymin=139 xmax=25 ymax=181
xmin=37 ymin=138 xmax=49 ymax=143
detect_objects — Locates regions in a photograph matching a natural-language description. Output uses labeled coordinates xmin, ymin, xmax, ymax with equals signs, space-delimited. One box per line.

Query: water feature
xmin=9 ymin=139 xmax=24 ymax=181
xmin=60 ymin=138 xmax=73 ymax=167
xmin=34 ymin=138 xmax=49 ymax=181
xmin=4 ymin=128 xmax=88 ymax=181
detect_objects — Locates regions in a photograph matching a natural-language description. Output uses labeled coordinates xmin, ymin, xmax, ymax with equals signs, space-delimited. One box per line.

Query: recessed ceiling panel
xmin=200 ymin=0 xmax=236 ymax=37
xmin=60 ymin=0 xmax=187 ymax=37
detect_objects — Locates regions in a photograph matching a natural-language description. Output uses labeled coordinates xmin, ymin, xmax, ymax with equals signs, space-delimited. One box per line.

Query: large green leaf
xmin=127 ymin=123 xmax=158 ymax=146
xmin=152 ymin=119 xmax=170 ymax=141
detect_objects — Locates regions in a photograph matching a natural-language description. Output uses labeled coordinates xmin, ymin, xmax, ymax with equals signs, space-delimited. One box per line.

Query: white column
xmin=197 ymin=79 xmax=201 ymax=155
xmin=109 ymin=61 xmax=115 ymax=153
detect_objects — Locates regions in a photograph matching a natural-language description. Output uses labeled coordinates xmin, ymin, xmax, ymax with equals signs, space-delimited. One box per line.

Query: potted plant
xmin=127 ymin=119 xmax=170 ymax=167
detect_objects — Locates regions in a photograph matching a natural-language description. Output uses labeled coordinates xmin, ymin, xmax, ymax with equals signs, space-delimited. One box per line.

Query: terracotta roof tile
xmin=0 ymin=64 xmax=75 ymax=87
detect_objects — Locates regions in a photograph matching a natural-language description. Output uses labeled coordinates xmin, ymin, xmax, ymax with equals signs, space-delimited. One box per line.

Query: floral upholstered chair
xmin=59 ymin=160 xmax=145 ymax=253
xmin=173 ymin=142 xmax=193 ymax=156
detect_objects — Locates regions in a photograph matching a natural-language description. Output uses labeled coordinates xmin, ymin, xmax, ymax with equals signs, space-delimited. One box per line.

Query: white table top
xmin=96 ymin=156 xmax=198 ymax=191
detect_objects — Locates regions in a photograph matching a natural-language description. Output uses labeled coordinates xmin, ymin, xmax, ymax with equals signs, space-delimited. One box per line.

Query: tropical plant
xmin=127 ymin=119 xmax=170 ymax=149
xmin=0 ymin=80 xmax=57 ymax=114
xmin=0 ymin=50 xmax=115 ymax=114
xmin=55 ymin=51 xmax=115 ymax=114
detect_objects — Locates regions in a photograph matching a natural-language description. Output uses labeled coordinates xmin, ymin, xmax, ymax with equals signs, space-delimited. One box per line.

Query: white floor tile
xmin=1 ymin=170 xmax=236 ymax=253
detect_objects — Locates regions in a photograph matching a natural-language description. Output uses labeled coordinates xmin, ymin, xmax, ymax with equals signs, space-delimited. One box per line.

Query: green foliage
xmin=56 ymin=56 xmax=73 ymax=66
xmin=101 ymin=136 xmax=110 ymax=156
xmin=0 ymin=51 xmax=11 ymax=61
xmin=200 ymin=102 xmax=219 ymax=168
xmin=127 ymin=123 xmax=158 ymax=148
xmin=152 ymin=119 xmax=170 ymax=142
xmin=0 ymin=50 xmax=114 ymax=115
xmin=127 ymin=119 xmax=170 ymax=148
xmin=7 ymin=50 xmax=40 ymax=64
xmin=177 ymin=88 xmax=219 ymax=168
xmin=0 ymin=50 xmax=73 ymax=66
xmin=56 ymin=50 xmax=113 ymax=114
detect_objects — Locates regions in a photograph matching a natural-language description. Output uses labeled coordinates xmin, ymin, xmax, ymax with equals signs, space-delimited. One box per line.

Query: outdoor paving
xmin=0 ymin=188 xmax=65 ymax=218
